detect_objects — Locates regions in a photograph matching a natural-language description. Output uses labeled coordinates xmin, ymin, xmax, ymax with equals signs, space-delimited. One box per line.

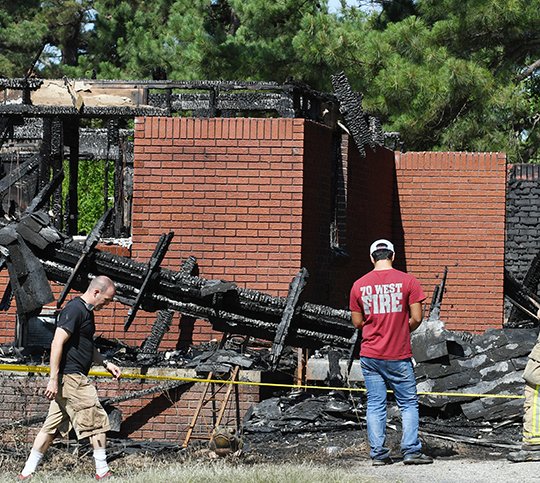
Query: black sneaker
xmin=403 ymin=453 xmax=433 ymax=465
xmin=372 ymin=457 xmax=393 ymax=466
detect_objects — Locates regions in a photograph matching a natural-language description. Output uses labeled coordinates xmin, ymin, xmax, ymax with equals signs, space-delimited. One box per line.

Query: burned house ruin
xmin=0 ymin=74 xmax=539 ymax=447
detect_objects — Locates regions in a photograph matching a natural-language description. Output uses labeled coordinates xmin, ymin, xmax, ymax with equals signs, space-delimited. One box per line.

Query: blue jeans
xmin=360 ymin=356 xmax=422 ymax=460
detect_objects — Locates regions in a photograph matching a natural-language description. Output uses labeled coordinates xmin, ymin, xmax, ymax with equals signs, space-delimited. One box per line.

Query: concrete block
xmin=306 ymin=357 xmax=364 ymax=382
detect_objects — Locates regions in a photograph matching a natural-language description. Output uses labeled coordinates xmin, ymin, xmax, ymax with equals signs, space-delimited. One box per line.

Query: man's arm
xmin=44 ymin=328 xmax=70 ymax=400
xmin=409 ymin=302 xmax=423 ymax=332
xmin=351 ymin=311 xmax=365 ymax=329
xmin=93 ymin=347 xmax=121 ymax=379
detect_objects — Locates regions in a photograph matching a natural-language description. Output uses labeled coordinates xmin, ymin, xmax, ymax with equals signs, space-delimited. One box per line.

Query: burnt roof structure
xmin=0 ymin=75 xmax=394 ymax=238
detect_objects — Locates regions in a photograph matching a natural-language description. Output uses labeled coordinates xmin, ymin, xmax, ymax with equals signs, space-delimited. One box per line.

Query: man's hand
xmin=44 ymin=378 xmax=58 ymax=400
xmin=105 ymin=361 xmax=122 ymax=380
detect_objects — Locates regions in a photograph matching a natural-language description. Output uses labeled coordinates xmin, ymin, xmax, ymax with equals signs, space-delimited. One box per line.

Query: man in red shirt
xmin=350 ymin=239 xmax=433 ymax=466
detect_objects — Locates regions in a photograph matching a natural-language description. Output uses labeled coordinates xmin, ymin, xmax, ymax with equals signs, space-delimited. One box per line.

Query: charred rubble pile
xmin=98 ymin=337 xmax=299 ymax=374
xmin=412 ymin=319 xmax=537 ymax=421
xmin=244 ymin=390 xmax=363 ymax=435
xmin=243 ymin=320 xmax=536 ymax=449
xmin=1 ymin=134 xmax=540 ymax=451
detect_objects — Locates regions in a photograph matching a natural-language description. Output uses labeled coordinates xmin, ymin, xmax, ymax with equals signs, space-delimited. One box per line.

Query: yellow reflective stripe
xmin=533 ymin=385 xmax=540 ymax=437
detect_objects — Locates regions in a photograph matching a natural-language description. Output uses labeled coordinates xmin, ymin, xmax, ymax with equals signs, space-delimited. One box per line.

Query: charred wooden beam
xmin=139 ymin=256 xmax=199 ymax=359
xmin=507 ymin=250 xmax=540 ymax=326
xmin=0 ymin=78 xmax=43 ymax=90
xmin=0 ymin=154 xmax=40 ymax=195
xmin=49 ymin=118 xmax=63 ymax=230
xmin=101 ymin=379 xmax=192 ymax=406
xmin=24 ymin=171 xmax=64 ymax=215
xmin=56 ymin=208 xmax=113 ymax=309
xmin=504 ymin=268 xmax=540 ymax=324
xmin=138 ymin=309 xmax=175 ymax=363
xmin=331 ymin=71 xmax=379 ymax=157
xmin=347 ymin=328 xmax=361 ymax=374
xmin=428 ymin=266 xmax=448 ymax=321
xmin=0 ymin=276 xmax=13 ymax=311
xmin=64 ymin=117 xmax=80 ymax=234
xmin=0 ymin=117 xmax=14 ymax=150
xmin=0 ymin=104 xmax=170 ymax=118
xmin=124 ymin=232 xmax=174 ymax=331
xmin=1 ymin=214 xmax=354 ymax=352
xmin=270 ymin=268 xmax=308 ymax=370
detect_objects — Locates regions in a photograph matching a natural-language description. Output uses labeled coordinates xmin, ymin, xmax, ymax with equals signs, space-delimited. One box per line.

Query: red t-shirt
xmin=349 ymin=268 xmax=425 ymax=360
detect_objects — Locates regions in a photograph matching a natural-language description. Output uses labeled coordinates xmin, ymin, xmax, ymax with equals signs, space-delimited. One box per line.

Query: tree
xmin=292 ymin=0 xmax=540 ymax=162
xmin=1 ymin=0 xmax=539 ymax=162
xmin=204 ymin=0 xmax=324 ymax=82
xmin=0 ymin=1 xmax=46 ymax=77
xmin=70 ymin=0 xmax=216 ymax=79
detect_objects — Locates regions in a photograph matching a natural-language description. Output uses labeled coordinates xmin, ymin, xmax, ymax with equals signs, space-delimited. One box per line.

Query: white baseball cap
xmin=369 ymin=239 xmax=395 ymax=256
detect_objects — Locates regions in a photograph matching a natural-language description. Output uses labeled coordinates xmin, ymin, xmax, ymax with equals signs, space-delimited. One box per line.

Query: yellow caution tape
xmin=0 ymin=363 xmax=524 ymax=399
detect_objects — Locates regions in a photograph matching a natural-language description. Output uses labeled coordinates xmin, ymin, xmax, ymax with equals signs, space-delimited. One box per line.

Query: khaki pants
xmin=41 ymin=373 xmax=110 ymax=440
xmin=523 ymin=382 xmax=540 ymax=446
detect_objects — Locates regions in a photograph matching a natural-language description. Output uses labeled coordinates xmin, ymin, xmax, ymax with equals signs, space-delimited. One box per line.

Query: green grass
xmin=1 ymin=460 xmax=379 ymax=483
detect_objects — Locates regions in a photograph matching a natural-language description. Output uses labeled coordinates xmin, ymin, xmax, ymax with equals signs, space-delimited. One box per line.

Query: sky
xmin=328 ymin=0 xmax=350 ymax=12
xmin=327 ymin=1 xmax=379 ymax=14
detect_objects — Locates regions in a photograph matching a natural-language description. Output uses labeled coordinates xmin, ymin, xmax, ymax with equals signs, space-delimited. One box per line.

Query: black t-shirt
xmin=56 ymin=297 xmax=95 ymax=375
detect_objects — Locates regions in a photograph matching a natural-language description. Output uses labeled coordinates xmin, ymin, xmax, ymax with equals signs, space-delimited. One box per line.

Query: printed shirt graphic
xmin=349 ymin=268 xmax=425 ymax=360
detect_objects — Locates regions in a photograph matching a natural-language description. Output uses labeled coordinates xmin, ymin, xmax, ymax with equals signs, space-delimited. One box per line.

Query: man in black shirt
xmin=19 ymin=276 xmax=121 ymax=480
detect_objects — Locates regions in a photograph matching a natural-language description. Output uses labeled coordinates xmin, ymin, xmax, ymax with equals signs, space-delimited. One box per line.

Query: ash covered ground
xmin=0 ymin=328 xmax=531 ymax=481
xmin=0 ymin=390 xmax=521 ymax=470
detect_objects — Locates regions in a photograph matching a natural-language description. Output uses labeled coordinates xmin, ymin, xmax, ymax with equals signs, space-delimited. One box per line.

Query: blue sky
xmin=327 ymin=1 xmax=378 ymax=14
xmin=328 ymin=0 xmax=348 ymax=12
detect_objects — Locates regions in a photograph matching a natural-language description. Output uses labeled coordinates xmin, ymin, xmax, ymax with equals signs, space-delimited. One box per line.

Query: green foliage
xmin=63 ymin=159 xmax=112 ymax=235
xmin=77 ymin=159 xmax=112 ymax=234
xmin=1 ymin=0 xmax=540 ymax=162
xmin=0 ymin=0 xmax=45 ymax=76
xmin=292 ymin=0 xmax=540 ymax=161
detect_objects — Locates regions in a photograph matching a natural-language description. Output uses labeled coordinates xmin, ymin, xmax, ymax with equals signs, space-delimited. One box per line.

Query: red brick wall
xmin=128 ymin=117 xmax=308 ymax=348
xmin=394 ymin=151 xmax=507 ymax=332
xmin=0 ymin=127 xmax=508 ymax=345
xmin=0 ymin=372 xmax=259 ymax=444
xmin=0 ymin=273 xmax=14 ymax=344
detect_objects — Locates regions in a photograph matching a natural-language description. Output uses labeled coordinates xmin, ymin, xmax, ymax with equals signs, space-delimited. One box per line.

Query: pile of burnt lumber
xmin=412 ymin=319 xmax=537 ymax=421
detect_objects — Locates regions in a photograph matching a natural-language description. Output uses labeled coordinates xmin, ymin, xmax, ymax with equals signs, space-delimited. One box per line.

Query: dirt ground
xmin=2 ymin=427 xmax=539 ymax=483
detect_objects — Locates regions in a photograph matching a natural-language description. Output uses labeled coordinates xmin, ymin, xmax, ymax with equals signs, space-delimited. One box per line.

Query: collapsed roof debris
xmin=244 ymin=388 xmax=522 ymax=451
xmin=0 ymin=209 xmax=355 ymax=363
xmin=413 ymin=323 xmax=536 ymax=421
xmin=1 ymin=75 xmax=539 ymax=458
xmin=244 ymin=391 xmax=362 ymax=434
xmin=244 ymin=322 xmax=533 ymax=449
